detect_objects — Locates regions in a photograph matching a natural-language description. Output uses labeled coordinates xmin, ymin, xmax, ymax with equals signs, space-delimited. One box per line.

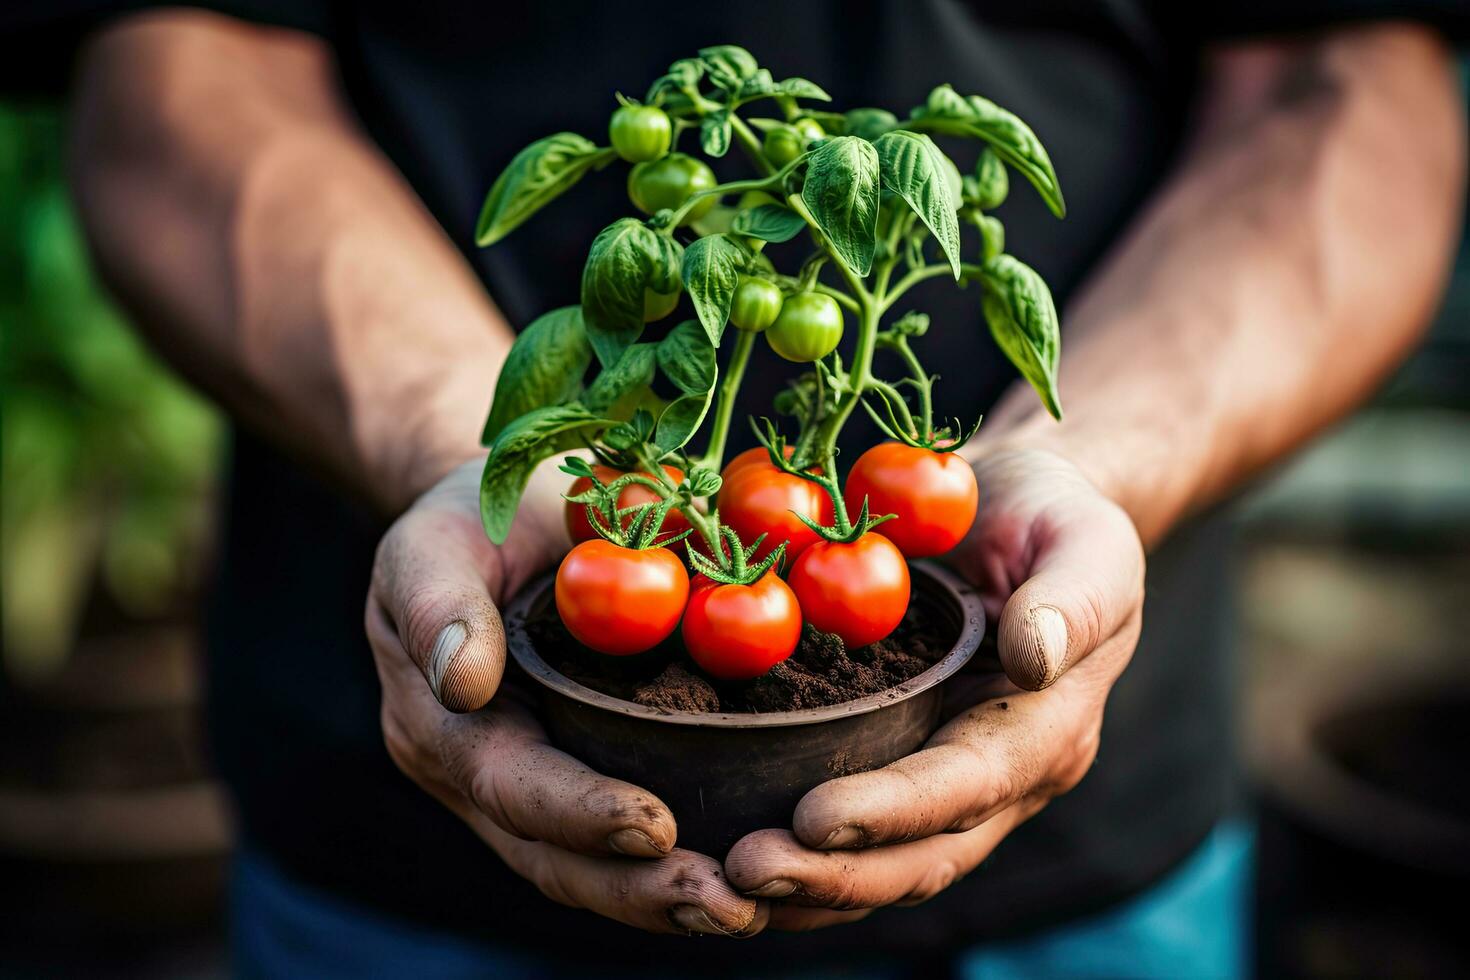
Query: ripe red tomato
xmin=718 ymin=452 xmax=834 ymax=562
xmin=787 ymin=533 xmax=910 ymax=648
xmin=844 ymin=443 xmax=979 ymax=558
xmin=555 ymin=539 xmax=689 ymax=655
xmin=682 ymin=572 xmax=802 ymax=680
xmin=565 ymin=464 xmax=689 ymax=545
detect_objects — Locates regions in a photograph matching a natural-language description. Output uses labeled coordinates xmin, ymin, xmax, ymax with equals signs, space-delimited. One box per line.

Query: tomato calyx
xmin=749 ymin=418 xmax=895 ymax=546
xmin=560 ymin=457 xmax=693 ymax=551
xmin=686 ymin=524 xmax=787 ymax=587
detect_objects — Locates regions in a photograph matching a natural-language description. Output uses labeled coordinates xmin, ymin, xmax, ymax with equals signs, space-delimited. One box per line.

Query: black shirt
xmin=5 ymin=0 xmax=1464 ymax=970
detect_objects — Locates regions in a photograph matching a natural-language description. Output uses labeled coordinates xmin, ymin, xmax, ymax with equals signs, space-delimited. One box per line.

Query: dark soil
xmin=526 ymin=585 xmax=956 ymax=714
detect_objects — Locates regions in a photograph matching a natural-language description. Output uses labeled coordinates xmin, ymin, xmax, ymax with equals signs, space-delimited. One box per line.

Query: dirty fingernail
xmin=671 ymin=904 xmax=731 ymax=936
xmin=607 ymin=828 xmax=665 ymax=858
xmin=748 ymin=879 xmax=799 ymax=898
xmin=820 ymin=825 xmax=862 ymax=849
xmin=1026 ymin=604 xmax=1068 ymax=682
xmin=427 ymin=621 xmax=467 ymax=704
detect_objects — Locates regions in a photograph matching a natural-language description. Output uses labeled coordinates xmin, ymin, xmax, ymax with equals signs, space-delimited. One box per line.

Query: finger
xmin=996 ymin=500 xmax=1143 ymax=690
xmin=789 ymin=618 xmax=1136 ymax=850
xmin=727 ymin=805 xmax=1034 ymax=911
xmin=486 ymin=822 xmax=767 ymax=937
xmin=368 ymin=602 xmax=679 ymax=858
xmin=369 ymin=503 xmax=506 ymax=712
xmin=767 ymin=906 xmax=872 ymax=932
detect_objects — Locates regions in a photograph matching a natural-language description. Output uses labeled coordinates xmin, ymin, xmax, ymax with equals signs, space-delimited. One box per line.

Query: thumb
xmin=370 ymin=507 xmax=508 ymax=713
xmin=996 ymin=501 xmax=1143 ymax=691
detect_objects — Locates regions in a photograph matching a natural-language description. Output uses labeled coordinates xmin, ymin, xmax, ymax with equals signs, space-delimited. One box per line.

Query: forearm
xmin=979 ymin=24 xmax=1465 ymax=547
xmin=69 ymin=11 xmax=507 ymax=512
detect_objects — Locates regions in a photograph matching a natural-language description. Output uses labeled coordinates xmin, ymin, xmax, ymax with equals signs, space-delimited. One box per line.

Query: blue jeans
xmin=233 ymin=822 xmax=1252 ymax=979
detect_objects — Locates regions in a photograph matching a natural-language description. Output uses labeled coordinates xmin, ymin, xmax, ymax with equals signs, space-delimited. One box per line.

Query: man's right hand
xmin=365 ymin=459 xmax=767 ymax=937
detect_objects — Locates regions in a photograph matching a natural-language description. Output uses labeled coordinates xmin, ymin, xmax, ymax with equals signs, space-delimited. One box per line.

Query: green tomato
xmin=728 ymin=276 xmax=783 ymax=333
xmin=643 ymin=287 xmax=680 ymax=322
xmin=763 ymin=126 xmax=805 ymax=168
xmin=766 ymin=292 xmax=843 ymax=362
xmin=609 ymin=104 xmax=672 ymax=163
xmin=627 ymin=153 xmax=718 ymax=223
xmin=792 ymin=117 xmax=826 ymax=143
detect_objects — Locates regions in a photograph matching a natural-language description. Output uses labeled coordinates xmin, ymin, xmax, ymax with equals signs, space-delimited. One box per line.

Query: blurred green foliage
xmin=1 ymin=104 xmax=222 ymax=680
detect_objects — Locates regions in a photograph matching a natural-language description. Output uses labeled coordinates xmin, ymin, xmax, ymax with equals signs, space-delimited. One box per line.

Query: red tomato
xmin=718 ymin=447 xmax=831 ymax=561
xmin=720 ymin=445 xmax=795 ymax=486
xmin=682 ymin=572 xmax=802 ymax=680
xmin=555 ymin=540 xmax=690 ymax=656
xmin=844 ymin=443 xmax=979 ymax=558
xmin=565 ymin=464 xmax=689 ymax=545
xmin=719 ymin=467 xmax=834 ymax=562
xmin=787 ymin=533 xmax=910 ymax=648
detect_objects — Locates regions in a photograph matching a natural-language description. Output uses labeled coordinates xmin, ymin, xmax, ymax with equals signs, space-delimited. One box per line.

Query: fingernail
xmin=820 ymin=825 xmax=862 ymax=849
xmin=1026 ymin=604 xmax=1068 ymax=685
xmin=607 ymin=828 xmax=665 ymax=858
xmin=427 ymin=621 xmax=467 ymax=704
xmin=670 ymin=904 xmax=732 ymax=936
xmin=748 ymin=879 xmax=798 ymax=899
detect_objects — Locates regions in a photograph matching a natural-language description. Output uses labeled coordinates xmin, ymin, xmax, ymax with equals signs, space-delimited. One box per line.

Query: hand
xmin=365 ymin=459 xmax=767 ymax=936
xmin=724 ymin=448 xmax=1144 ymax=930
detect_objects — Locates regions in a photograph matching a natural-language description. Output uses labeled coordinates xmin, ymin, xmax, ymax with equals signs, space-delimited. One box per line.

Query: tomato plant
xmin=683 ymin=570 xmax=801 ymax=679
xmin=845 ymin=443 xmax=978 ymax=557
xmin=787 ymin=533 xmax=910 ymax=648
xmin=476 ymin=44 xmax=1068 ymax=676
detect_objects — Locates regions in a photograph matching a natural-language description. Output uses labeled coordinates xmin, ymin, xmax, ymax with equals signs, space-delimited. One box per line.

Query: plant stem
xmin=892 ymin=340 xmax=933 ymax=434
xmin=699 ymin=327 xmax=755 ymax=472
xmin=635 ymin=446 xmax=724 ymax=558
xmin=811 ymin=294 xmax=880 ymax=463
xmin=883 ymin=261 xmax=986 ymax=312
xmin=728 ymin=114 xmax=774 ymax=176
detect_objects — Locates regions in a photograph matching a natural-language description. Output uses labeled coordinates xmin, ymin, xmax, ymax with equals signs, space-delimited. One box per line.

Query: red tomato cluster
xmin=552 ymin=445 xmax=977 ymax=679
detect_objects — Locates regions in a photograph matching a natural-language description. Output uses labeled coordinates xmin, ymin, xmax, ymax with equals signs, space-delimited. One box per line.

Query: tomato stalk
xmin=698 ymin=327 xmax=755 ymax=473
xmin=632 ymin=445 xmax=726 ymax=559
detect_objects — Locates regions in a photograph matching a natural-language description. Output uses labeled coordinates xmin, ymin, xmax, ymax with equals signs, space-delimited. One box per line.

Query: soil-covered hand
xmin=723 ymin=448 xmax=1143 ymax=930
xmin=366 ymin=459 xmax=767 ymax=937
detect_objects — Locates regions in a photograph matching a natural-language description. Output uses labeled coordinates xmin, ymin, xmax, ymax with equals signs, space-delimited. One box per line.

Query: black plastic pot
xmin=505 ymin=562 xmax=984 ymax=856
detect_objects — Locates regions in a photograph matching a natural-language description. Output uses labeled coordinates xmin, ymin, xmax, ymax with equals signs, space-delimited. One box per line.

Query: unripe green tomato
xmin=766 ymin=292 xmax=844 ymax=362
xmin=627 ymin=153 xmax=718 ymax=224
xmin=763 ymin=126 xmax=805 ymax=168
xmin=643 ymin=287 xmax=680 ymax=322
xmin=609 ymin=104 xmax=672 ymax=163
xmin=728 ymin=276 xmax=783 ymax=333
xmin=792 ymin=117 xmax=826 ymax=142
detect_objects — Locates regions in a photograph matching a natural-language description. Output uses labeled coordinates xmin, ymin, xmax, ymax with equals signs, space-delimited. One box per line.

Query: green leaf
xmin=654 ymin=321 xmax=718 ymax=452
xmin=700 ymin=111 xmax=733 ymax=158
xmin=737 ymin=69 xmax=775 ymax=99
xmin=583 ymin=343 xmax=657 ymax=414
xmin=801 ymin=136 xmax=881 ymax=277
xmin=874 ymin=130 xmax=962 ymax=279
xmin=776 ymin=77 xmax=831 ymax=101
xmin=647 ymin=58 xmax=705 ymax=102
xmin=980 ymin=254 xmax=1062 ymax=419
xmin=730 ymin=204 xmax=807 ymax=243
xmin=699 ymin=45 xmax=759 ymax=82
xmin=973 ymin=147 xmax=1009 ymax=210
xmin=476 ymin=134 xmax=614 ymax=246
xmin=480 ymin=404 xmax=609 ymax=543
xmin=480 ymin=306 xmax=591 ymax=445
xmin=680 ymin=234 xmax=749 ymax=346
xmin=580 ymin=218 xmax=683 ymax=367
xmin=798 ymin=109 xmax=849 ymax=134
xmin=843 ymin=108 xmax=898 ymax=141
xmin=978 ymin=214 xmax=1005 ymax=262
xmin=906 ymin=85 xmax=1064 ymax=218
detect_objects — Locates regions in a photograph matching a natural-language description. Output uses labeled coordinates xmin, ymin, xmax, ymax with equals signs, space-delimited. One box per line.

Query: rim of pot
xmin=505 ymin=561 xmax=986 ymax=729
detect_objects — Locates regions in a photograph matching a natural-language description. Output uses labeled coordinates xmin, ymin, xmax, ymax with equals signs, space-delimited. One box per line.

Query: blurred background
xmin=1 ymin=70 xmax=1467 ymax=980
